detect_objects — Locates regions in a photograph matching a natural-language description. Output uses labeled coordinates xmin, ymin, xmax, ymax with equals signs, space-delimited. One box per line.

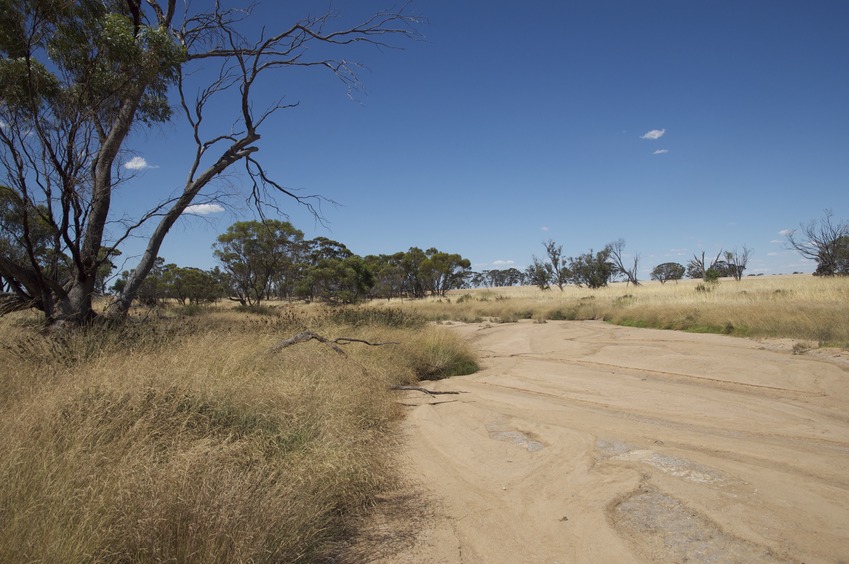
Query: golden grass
xmin=375 ymin=275 xmax=849 ymax=347
xmin=0 ymin=306 xmax=477 ymax=562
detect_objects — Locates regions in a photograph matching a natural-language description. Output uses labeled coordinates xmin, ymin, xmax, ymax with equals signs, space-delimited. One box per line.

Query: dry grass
xmin=377 ymin=275 xmax=849 ymax=347
xmin=0 ymin=306 xmax=477 ymax=562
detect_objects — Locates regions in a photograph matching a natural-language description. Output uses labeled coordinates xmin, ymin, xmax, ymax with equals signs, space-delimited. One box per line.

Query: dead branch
xmin=271 ymin=330 xmax=346 ymax=355
xmin=335 ymin=337 xmax=400 ymax=347
xmin=270 ymin=331 xmax=464 ymax=396
xmin=270 ymin=331 xmax=400 ymax=355
xmin=390 ymin=385 xmax=462 ymax=396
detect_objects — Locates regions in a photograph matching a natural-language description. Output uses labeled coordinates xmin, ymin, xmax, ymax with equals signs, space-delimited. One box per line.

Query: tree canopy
xmin=651 ymin=262 xmax=685 ymax=284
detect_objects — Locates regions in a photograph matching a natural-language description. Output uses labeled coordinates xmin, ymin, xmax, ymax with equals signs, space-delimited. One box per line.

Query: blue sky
xmin=115 ymin=0 xmax=849 ymax=277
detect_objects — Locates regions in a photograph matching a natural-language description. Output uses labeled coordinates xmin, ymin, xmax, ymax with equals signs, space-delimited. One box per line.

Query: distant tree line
xmin=111 ymin=220 xmax=474 ymax=306
xmin=525 ymin=238 xmax=759 ymax=291
xmin=525 ymin=239 xmax=641 ymax=290
xmin=20 ymin=210 xmax=847 ymax=313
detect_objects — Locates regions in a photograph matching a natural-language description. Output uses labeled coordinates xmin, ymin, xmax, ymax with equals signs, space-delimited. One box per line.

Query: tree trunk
xmin=58 ymin=278 xmax=98 ymax=324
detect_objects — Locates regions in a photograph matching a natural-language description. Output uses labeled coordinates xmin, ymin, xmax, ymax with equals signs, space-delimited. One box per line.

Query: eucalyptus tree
xmin=525 ymin=256 xmax=553 ymax=291
xmin=0 ymin=0 xmax=418 ymax=324
xmin=567 ymin=246 xmax=614 ymax=289
xmin=213 ymin=220 xmax=303 ymax=306
xmin=650 ymin=262 xmax=685 ymax=284
xmin=543 ymin=240 xmax=569 ymax=290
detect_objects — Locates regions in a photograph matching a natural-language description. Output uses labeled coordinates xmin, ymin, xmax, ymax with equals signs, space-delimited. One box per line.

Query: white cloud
xmin=184 ymin=203 xmax=225 ymax=215
xmin=492 ymin=259 xmax=515 ymax=267
xmin=653 ymin=149 xmax=669 ymax=155
xmin=124 ymin=156 xmax=157 ymax=170
xmin=778 ymin=229 xmax=792 ymax=236
xmin=769 ymin=239 xmax=783 ymax=244
xmin=541 ymin=226 xmax=550 ymax=232
xmin=641 ymin=129 xmax=666 ymax=140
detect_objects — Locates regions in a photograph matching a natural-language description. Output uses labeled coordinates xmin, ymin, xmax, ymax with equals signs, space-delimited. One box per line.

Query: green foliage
xmin=214 ymin=220 xmax=304 ymax=306
xmin=420 ymin=248 xmax=471 ymax=297
xmin=162 ymin=265 xmax=224 ymax=305
xmin=543 ymin=240 xmax=569 ymax=290
xmin=525 ymin=256 xmax=553 ymax=290
xmin=704 ymin=267 xmax=722 ymax=284
xmin=469 ymin=267 xmax=525 ymax=288
xmin=651 ymin=262 xmax=685 ymax=284
xmin=362 ymin=248 xmax=471 ymax=300
xmin=298 ymin=248 xmax=373 ymax=304
xmin=568 ymin=246 xmax=614 ymax=289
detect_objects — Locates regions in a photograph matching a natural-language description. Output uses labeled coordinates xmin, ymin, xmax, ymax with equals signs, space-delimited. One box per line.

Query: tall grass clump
xmin=0 ymin=307 xmax=423 ymax=562
xmin=326 ymin=306 xmax=427 ymax=329
xmin=401 ymin=326 xmax=479 ymax=380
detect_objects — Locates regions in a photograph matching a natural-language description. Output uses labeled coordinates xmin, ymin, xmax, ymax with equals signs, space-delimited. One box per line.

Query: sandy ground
xmin=346 ymin=320 xmax=849 ymax=563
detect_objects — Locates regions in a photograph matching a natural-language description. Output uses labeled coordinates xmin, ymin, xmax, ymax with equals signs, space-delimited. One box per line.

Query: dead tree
xmin=608 ymin=238 xmax=641 ymax=286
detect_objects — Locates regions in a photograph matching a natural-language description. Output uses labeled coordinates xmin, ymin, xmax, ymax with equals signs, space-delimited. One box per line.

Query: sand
xmin=349 ymin=320 xmax=849 ymax=563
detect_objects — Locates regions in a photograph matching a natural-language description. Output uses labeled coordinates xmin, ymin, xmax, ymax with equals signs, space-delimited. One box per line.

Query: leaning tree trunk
xmin=104 ymin=135 xmax=260 ymax=318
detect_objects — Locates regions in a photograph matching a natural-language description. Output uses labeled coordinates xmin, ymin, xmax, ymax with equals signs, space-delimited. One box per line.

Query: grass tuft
xmin=402 ymin=327 xmax=479 ymax=380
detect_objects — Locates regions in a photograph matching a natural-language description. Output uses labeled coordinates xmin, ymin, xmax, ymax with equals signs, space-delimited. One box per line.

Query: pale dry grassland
xmin=383 ymin=274 xmax=849 ymax=347
xmin=0 ymin=306 xmax=477 ymax=562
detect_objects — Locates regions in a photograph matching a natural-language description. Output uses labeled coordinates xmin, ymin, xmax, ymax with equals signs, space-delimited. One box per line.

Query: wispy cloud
xmin=653 ymin=149 xmax=669 ymax=155
xmin=641 ymin=129 xmax=666 ymax=140
xmin=184 ymin=203 xmax=225 ymax=215
xmin=492 ymin=259 xmax=515 ymax=267
xmin=124 ymin=156 xmax=158 ymax=170
xmin=778 ymin=229 xmax=792 ymax=236
xmin=541 ymin=226 xmax=550 ymax=232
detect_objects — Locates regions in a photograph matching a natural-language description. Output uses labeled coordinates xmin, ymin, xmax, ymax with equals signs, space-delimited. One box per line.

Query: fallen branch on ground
xmin=334 ymin=337 xmax=401 ymax=347
xmin=391 ymin=385 xmax=461 ymax=396
xmin=270 ymin=331 xmax=400 ymax=355
xmin=270 ymin=332 xmax=463 ymax=396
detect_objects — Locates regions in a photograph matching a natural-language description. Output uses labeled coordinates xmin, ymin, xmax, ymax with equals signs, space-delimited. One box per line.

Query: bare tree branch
xmin=608 ymin=238 xmax=640 ymax=286
xmin=786 ymin=210 xmax=849 ymax=276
